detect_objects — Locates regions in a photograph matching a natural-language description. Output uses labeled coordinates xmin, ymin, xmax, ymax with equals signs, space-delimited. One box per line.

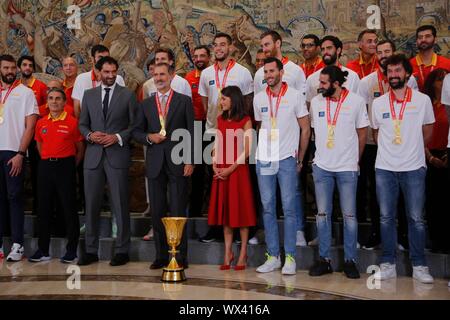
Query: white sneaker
xmin=256 ymin=254 xmax=281 ymax=273
xmin=281 ymin=255 xmax=296 ymax=275
xmin=412 ymin=266 xmax=434 ymax=284
xmin=248 ymin=236 xmax=259 ymax=245
xmin=249 ymin=229 xmax=265 ymax=245
xmin=296 ymin=231 xmax=307 ymax=247
xmin=308 ymin=237 xmax=318 ymax=246
xmin=357 ymin=242 xmax=361 ymax=249
xmin=6 ymin=243 xmax=24 ymax=262
xmin=374 ymin=263 xmax=397 ymax=281
xmin=397 ymin=243 xmax=407 ymax=251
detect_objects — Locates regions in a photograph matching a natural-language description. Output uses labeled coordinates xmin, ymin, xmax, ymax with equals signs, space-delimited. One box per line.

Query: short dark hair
xmin=155 ymin=48 xmax=175 ymax=62
xmin=320 ymin=65 xmax=349 ymax=86
xmin=47 ymin=87 xmax=67 ymax=101
xmin=0 ymin=54 xmax=16 ymax=65
xmin=320 ymin=35 xmax=343 ymax=56
xmin=424 ymin=68 xmax=448 ymax=102
xmin=214 ymin=32 xmax=233 ymax=45
xmin=194 ymin=45 xmax=211 ymax=57
xmin=357 ymin=29 xmax=378 ymax=42
xmin=302 ymin=34 xmax=320 ymax=46
xmin=146 ymin=58 xmax=156 ymax=71
xmin=416 ymin=25 xmax=437 ymax=38
xmin=220 ymin=86 xmax=246 ymax=121
xmin=264 ymin=57 xmax=283 ymax=71
xmin=377 ymin=39 xmax=397 ymax=52
xmin=383 ymin=54 xmax=413 ymax=77
xmin=95 ymin=56 xmax=119 ymax=71
xmin=18 ymin=55 xmax=35 ymax=68
xmin=91 ymin=44 xmax=109 ymax=58
xmin=154 ymin=62 xmax=175 ymax=74
xmin=260 ymin=30 xmax=283 ymax=46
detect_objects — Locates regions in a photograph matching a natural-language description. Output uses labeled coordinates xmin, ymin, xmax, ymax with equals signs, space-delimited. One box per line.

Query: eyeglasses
xmin=301 ymin=43 xmax=316 ymax=49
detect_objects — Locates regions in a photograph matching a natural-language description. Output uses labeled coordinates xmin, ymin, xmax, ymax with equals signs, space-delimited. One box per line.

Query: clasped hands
xmin=90 ymin=131 xmax=118 ymax=148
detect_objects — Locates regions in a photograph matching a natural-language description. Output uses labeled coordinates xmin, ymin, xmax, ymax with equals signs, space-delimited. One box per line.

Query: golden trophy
xmin=161 ymin=217 xmax=187 ymax=282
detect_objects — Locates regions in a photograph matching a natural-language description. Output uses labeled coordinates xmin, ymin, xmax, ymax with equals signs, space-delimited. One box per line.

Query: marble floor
xmin=0 ymin=260 xmax=449 ymax=300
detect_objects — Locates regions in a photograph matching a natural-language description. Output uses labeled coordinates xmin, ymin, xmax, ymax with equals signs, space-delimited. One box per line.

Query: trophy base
xmin=161 ymin=268 xmax=186 ymax=282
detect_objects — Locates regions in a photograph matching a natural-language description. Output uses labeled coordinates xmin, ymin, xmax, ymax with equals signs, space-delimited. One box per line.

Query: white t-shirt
xmin=306 ymin=66 xmax=360 ymax=103
xmin=311 ymin=91 xmax=369 ymax=172
xmin=254 ymin=60 xmax=306 ymax=96
xmin=372 ymin=89 xmax=435 ymax=172
xmin=72 ymin=70 xmax=125 ymax=104
xmin=441 ymin=73 xmax=450 ymax=148
xmin=199 ymin=62 xmax=253 ymax=131
xmin=142 ymin=74 xmax=192 ymax=99
xmin=358 ymin=71 xmax=418 ymax=145
xmin=253 ymin=85 xmax=309 ymax=162
xmin=0 ymin=84 xmax=38 ymax=151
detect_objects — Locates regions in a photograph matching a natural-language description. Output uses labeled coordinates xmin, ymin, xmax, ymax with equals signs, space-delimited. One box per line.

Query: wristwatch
xmin=17 ymin=151 xmax=26 ymax=157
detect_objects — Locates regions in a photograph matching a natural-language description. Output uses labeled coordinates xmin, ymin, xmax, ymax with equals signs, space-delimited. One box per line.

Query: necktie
xmin=103 ymin=87 xmax=111 ymax=118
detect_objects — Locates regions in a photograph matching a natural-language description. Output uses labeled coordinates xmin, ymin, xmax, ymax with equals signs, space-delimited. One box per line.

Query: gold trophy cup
xmin=161 ymin=217 xmax=187 ymax=282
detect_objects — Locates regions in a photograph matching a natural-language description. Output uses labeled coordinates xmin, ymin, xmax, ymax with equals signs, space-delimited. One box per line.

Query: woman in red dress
xmin=208 ymin=86 xmax=256 ymax=270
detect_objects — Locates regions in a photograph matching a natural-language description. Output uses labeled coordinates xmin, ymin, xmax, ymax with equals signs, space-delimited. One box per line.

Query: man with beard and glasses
xmin=0 ymin=54 xmax=38 ymax=261
xmin=254 ymin=57 xmax=310 ymax=275
xmin=254 ymin=30 xmax=306 ymax=95
xmin=185 ymin=46 xmax=210 ymax=218
xmin=300 ymin=34 xmax=325 ymax=79
xmin=346 ymin=30 xmax=380 ymax=79
xmin=18 ymin=56 xmax=48 ymax=217
xmin=78 ymin=56 xmax=138 ymax=267
xmin=133 ymin=63 xmax=194 ymax=270
xmin=358 ymin=40 xmax=418 ymax=250
xmin=372 ymin=54 xmax=435 ymax=284
xmin=306 ymin=36 xmax=360 ymax=108
xmin=410 ymin=25 xmax=450 ymax=92
xmin=308 ymin=66 xmax=369 ymax=279
xmin=142 ymin=48 xmax=192 ymax=99
xmin=198 ymin=32 xmax=254 ymax=243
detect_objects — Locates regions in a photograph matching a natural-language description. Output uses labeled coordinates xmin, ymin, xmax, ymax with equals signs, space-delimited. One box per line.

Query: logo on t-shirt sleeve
xmin=209 ymin=80 xmax=215 ymax=86
xmin=261 ymin=107 xmax=268 ymax=113
xmin=382 ymin=112 xmax=390 ymax=119
xmin=319 ymin=111 xmax=325 ymax=117
xmin=374 ymin=92 xmax=381 ymax=98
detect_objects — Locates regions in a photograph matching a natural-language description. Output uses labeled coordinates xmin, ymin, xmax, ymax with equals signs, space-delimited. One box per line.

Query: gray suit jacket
xmin=79 ymin=84 xmax=138 ymax=169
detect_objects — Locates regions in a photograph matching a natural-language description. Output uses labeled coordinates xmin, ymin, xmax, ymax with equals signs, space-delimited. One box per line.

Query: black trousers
xmin=148 ymin=160 xmax=188 ymax=263
xmin=425 ymin=149 xmax=450 ymax=252
xmin=37 ymin=157 xmax=79 ymax=254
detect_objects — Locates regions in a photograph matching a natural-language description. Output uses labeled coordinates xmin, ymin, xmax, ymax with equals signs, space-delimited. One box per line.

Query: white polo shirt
xmin=311 ymin=91 xmax=369 ymax=172
xmin=306 ymin=66 xmax=360 ymax=103
xmin=254 ymin=60 xmax=306 ymax=96
xmin=72 ymin=70 xmax=125 ymax=104
xmin=441 ymin=73 xmax=450 ymax=148
xmin=0 ymin=83 xmax=38 ymax=151
xmin=142 ymin=74 xmax=192 ymax=99
xmin=199 ymin=62 xmax=253 ymax=131
xmin=372 ymin=89 xmax=435 ymax=172
xmin=253 ymin=85 xmax=308 ymax=162
xmin=358 ymin=71 xmax=418 ymax=145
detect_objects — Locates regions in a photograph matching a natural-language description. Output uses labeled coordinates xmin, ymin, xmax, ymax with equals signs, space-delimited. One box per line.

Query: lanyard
xmin=214 ymin=59 xmax=236 ymax=92
xmin=0 ymin=79 xmax=20 ymax=104
xmin=266 ymin=82 xmax=288 ymax=121
xmin=388 ymin=87 xmax=412 ymax=122
xmin=326 ymin=88 xmax=349 ymax=127
xmin=155 ymin=90 xmax=174 ymax=119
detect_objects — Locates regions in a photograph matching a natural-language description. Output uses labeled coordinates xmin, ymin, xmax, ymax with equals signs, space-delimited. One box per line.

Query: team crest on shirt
xmin=319 ymin=111 xmax=325 ymax=117
xmin=209 ymin=80 xmax=215 ymax=85
xmin=382 ymin=113 xmax=390 ymax=119
xmin=261 ymin=107 xmax=268 ymax=113
xmin=373 ymin=92 xmax=381 ymax=98
xmin=262 ymin=79 xmax=267 ymax=84
xmin=42 ymin=128 xmax=48 ymax=134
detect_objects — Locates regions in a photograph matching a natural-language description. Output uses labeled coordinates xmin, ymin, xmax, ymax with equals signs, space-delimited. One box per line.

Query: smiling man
xmin=346 ymin=30 xmax=380 ymax=79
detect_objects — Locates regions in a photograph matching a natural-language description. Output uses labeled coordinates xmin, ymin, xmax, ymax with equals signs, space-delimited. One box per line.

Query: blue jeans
xmin=256 ymin=157 xmax=299 ymax=257
xmin=376 ymin=168 xmax=427 ymax=267
xmin=0 ymin=151 xmax=25 ymax=247
xmin=295 ymin=175 xmax=305 ymax=232
xmin=312 ymin=165 xmax=358 ymax=261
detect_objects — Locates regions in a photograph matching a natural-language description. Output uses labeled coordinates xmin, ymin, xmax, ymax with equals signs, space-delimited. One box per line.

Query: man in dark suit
xmin=78 ymin=56 xmax=138 ymax=266
xmin=133 ymin=63 xmax=194 ymax=269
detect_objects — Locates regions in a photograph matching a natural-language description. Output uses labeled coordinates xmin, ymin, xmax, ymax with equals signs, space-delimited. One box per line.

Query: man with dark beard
xmin=410 ymin=25 xmax=450 ymax=92
xmin=306 ymin=36 xmax=360 ymax=107
xmin=308 ymin=66 xmax=368 ymax=279
xmin=372 ymin=54 xmax=435 ymax=284
xmin=18 ymin=56 xmax=48 ymax=216
xmin=0 ymin=54 xmax=38 ymax=261
xmin=185 ymin=46 xmax=210 ymax=217
xmin=357 ymin=40 xmax=418 ymax=250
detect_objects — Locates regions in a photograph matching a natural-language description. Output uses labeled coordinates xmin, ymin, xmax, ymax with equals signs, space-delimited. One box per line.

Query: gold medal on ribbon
xmin=393 ymin=136 xmax=402 ymax=145
xmin=326 ymin=140 xmax=335 ymax=149
xmin=217 ymin=89 xmax=222 ymax=112
xmin=270 ymin=129 xmax=278 ymax=141
xmin=393 ymin=120 xmax=402 ymax=145
xmin=160 ymin=129 xmax=166 ymax=137
xmin=159 ymin=114 xmax=166 ymax=136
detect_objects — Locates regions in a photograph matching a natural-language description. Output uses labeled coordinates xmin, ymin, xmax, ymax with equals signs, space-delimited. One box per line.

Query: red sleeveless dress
xmin=207 ymin=116 xmax=257 ymax=228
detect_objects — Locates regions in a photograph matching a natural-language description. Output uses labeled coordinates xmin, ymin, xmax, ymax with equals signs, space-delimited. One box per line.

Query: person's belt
xmin=43 ymin=156 xmax=75 ymax=162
